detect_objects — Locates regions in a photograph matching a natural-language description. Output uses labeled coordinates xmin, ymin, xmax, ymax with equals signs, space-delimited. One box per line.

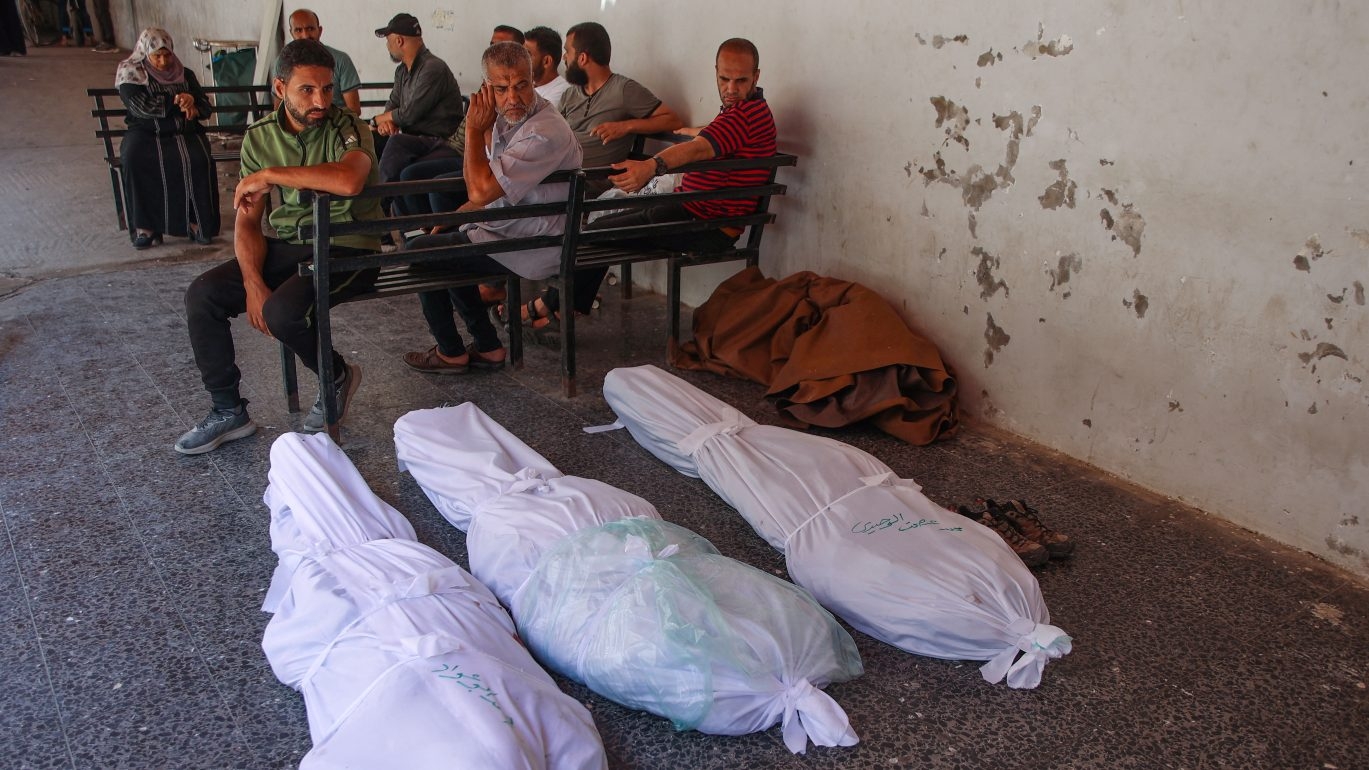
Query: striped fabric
xmin=680 ymin=93 xmax=777 ymax=220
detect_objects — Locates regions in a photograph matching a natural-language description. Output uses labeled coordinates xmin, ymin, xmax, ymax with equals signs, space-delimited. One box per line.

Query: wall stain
xmin=1297 ymin=342 xmax=1348 ymax=364
xmin=1039 ymin=159 xmax=1077 ymax=209
xmin=1343 ymin=515 xmax=1361 ymax=526
xmin=983 ymin=313 xmax=1011 ymax=367
xmin=1308 ymin=402 xmax=1319 ymax=414
xmin=1048 ymin=253 xmax=1083 ymax=292
xmin=1351 ymin=229 xmax=1369 ymax=249
xmin=1168 ymin=399 xmax=1183 ymax=413
xmin=1121 ymin=289 xmax=1149 ymax=318
xmin=930 ymin=96 xmax=972 ymax=151
xmin=1324 ymin=536 xmax=1368 ymax=569
xmin=1082 ymin=418 xmax=1092 ymax=427
xmin=1023 ymin=24 xmax=1073 ymax=58
xmin=968 ymin=211 xmax=978 ymax=238
xmin=1328 ymin=290 xmax=1345 ymax=304
xmin=977 ymin=49 xmax=1003 ymax=67
xmin=1356 ymin=280 xmax=1366 ymax=305
xmin=1326 ymin=317 xmax=1334 ymax=330
xmin=903 ymin=161 xmax=912 ymax=178
xmin=1100 ymin=197 xmax=1145 ymax=256
xmin=915 ymin=33 xmax=927 ymax=45
xmin=932 ymin=34 xmax=969 ymax=49
xmin=973 ymin=247 xmax=1010 ymax=300
xmin=1294 ymin=236 xmax=1326 ymax=272
xmin=1099 ymin=158 xmax=1114 ymax=166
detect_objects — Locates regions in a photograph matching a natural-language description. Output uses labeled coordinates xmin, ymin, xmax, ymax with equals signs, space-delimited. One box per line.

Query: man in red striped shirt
xmin=535 ymin=38 xmax=777 ymax=322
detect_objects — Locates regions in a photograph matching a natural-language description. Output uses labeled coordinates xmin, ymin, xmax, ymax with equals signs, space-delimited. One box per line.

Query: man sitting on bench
xmin=531 ymin=37 xmax=776 ymax=324
xmin=175 ymin=39 xmax=382 ymax=455
xmin=401 ymin=41 xmax=582 ymax=375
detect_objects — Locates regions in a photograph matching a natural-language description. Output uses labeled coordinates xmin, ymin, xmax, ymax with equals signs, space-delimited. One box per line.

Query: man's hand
xmin=233 ymin=170 xmax=275 ymax=211
xmin=373 ymin=112 xmax=399 ymax=136
xmin=591 ymin=120 xmax=632 ymax=144
xmin=244 ymin=281 xmax=273 ymax=337
xmin=675 ymin=126 xmax=703 ymax=138
xmin=466 ymin=84 xmax=497 ymax=137
xmin=609 ymin=158 xmax=655 ymax=194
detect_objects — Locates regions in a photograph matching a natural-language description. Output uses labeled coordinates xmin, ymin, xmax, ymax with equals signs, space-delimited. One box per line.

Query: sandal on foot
xmin=403 ymin=346 xmax=470 ymax=375
xmin=468 ymin=347 xmax=507 ymax=369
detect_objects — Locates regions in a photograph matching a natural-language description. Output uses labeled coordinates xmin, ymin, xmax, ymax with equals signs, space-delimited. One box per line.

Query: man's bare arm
xmin=460 ymin=84 xmax=507 ymax=207
xmin=232 ymin=191 xmax=273 ymax=336
xmin=342 ymin=89 xmax=362 ymax=115
xmin=590 ymin=103 xmax=685 ymax=144
xmin=234 ymin=149 xmax=372 ymax=211
xmin=608 ymin=135 xmax=715 ymax=193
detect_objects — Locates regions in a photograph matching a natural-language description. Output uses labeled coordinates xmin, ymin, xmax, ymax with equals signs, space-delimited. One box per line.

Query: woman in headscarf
xmin=116 ymin=28 xmax=219 ymax=248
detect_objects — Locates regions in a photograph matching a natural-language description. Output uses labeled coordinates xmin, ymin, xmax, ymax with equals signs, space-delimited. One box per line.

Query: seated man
xmin=524 ymin=25 xmax=571 ymax=105
xmin=176 ymin=39 xmax=382 ymax=454
xmin=401 ymin=41 xmax=582 ymax=374
xmin=372 ymin=12 xmax=463 ymax=183
xmin=285 ymin=8 xmax=362 ymax=114
xmin=529 ymin=37 xmax=776 ymax=323
xmin=393 ymin=24 xmax=528 ymax=218
xmin=558 ymin=21 xmax=681 ymax=185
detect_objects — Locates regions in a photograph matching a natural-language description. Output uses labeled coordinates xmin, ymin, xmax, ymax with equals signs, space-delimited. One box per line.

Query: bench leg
xmin=110 ymin=167 xmax=128 ymax=232
xmin=667 ymin=257 xmax=683 ymax=362
xmin=560 ymin=272 xmax=576 ymax=398
xmin=280 ymin=343 xmax=300 ymax=413
xmin=620 ymin=263 xmax=633 ymax=300
xmin=506 ymin=277 xmax=523 ymax=370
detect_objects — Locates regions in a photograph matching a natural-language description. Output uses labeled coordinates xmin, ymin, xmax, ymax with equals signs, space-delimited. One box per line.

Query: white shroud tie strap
xmin=780 ymin=679 xmax=859 ymax=754
xmin=676 ymin=408 xmax=753 ymax=457
xmin=979 ymin=617 xmax=1073 ymax=689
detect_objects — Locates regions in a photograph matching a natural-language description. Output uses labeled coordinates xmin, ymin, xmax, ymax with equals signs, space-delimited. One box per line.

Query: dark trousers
xmin=410 ymin=230 xmax=509 ymax=357
xmin=378 ymin=133 xmax=457 ymax=183
xmin=395 ymin=158 xmax=465 ymax=216
xmin=184 ymin=240 xmax=376 ymax=409
xmin=548 ymin=203 xmax=738 ymax=315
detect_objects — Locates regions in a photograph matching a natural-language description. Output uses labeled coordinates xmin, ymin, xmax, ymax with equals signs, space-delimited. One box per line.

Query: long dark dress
xmin=117 ymin=70 xmax=220 ymax=240
xmin=1 ymin=0 xmax=26 ymax=55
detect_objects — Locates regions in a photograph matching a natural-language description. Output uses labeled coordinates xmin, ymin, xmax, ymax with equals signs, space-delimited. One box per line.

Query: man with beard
xmin=532 ymin=37 xmax=777 ymax=324
xmin=524 ymin=26 xmax=570 ymax=105
xmin=175 ymin=39 xmax=382 ymax=454
xmin=285 ymin=8 xmax=361 ymax=113
xmin=371 ymin=12 xmax=463 ymax=182
xmin=559 ymin=21 xmax=681 ymax=180
xmin=401 ymin=41 xmax=582 ymax=375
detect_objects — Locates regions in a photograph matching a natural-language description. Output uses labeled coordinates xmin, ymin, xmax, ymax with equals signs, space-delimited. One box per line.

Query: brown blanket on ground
xmin=670 ymin=267 xmax=959 ymax=445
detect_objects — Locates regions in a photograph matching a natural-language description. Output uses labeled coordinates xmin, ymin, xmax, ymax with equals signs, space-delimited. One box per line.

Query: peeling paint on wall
xmin=976 ymin=49 xmax=1002 ymax=67
xmin=1099 ymin=158 xmax=1114 ymax=166
xmin=1298 ymin=342 xmax=1348 ymax=364
xmin=932 ymin=34 xmax=969 ymax=49
xmin=1023 ymin=24 xmax=1073 ymax=58
xmin=1168 ymin=399 xmax=1183 ymax=413
xmin=1293 ymin=236 xmax=1326 ymax=272
xmin=1099 ymin=190 xmax=1145 ymax=256
xmin=1122 ymin=289 xmax=1149 ymax=318
xmin=1039 ymin=159 xmax=1077 ymax=209
xmin=930 ymin=97 xmax=971 ymax=151
xmin=973 ymin=247 xmax=1010 ymax=300
xmin=1048 ymin=253 xmax=1083 ymax=292
xmin=983 ymin=313 xmax=1011 ymax=367
xmin=1356 ymin=280 xmax=1366 ymax=305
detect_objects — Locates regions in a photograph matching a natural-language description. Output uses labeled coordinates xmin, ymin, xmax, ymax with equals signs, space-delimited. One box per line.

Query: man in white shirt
xmin=524 ymin=26 xmax=571 ymax=105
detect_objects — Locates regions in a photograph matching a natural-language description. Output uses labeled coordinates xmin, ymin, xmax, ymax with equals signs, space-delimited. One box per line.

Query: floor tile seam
xmin=55 ymin=374 xmax=261 ymax=755
xmin=0 ymin=496 xmax=80 ymax=768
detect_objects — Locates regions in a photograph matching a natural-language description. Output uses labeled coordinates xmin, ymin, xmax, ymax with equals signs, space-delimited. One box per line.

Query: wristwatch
xmin=652 ymin=155 xmax=668 ymax=176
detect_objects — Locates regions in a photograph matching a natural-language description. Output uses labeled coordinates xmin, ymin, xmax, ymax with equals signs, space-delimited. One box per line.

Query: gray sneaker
xmin=303 ymin=362 xmax=361 ymax=433
xmin=174 ymin=403 xmax=256 ymax=455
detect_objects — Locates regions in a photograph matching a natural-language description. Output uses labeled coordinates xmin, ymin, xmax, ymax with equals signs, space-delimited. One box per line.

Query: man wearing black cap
xmin=371 ymin=12 xmax=464 ymax=183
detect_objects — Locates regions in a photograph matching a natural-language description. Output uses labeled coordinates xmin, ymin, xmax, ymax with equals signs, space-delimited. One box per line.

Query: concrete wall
xmin=124 ymin=0 xmax=1369 ymax=578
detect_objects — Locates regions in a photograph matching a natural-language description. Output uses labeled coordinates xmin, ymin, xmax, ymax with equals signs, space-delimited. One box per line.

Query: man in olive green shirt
xmin=177 ymin=40 xmax=381 ymax=455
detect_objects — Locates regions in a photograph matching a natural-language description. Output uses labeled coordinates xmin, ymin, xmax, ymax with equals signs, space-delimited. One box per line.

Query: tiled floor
xmin=1 ymin=263 xmax=1366 ymax=770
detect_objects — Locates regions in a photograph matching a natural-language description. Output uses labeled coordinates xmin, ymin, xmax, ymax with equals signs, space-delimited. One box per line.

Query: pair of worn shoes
xmin=173 ymin=364 xmax=362 ymax=454
xmin=957 ymin=498 xmax=1075 ymax=568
